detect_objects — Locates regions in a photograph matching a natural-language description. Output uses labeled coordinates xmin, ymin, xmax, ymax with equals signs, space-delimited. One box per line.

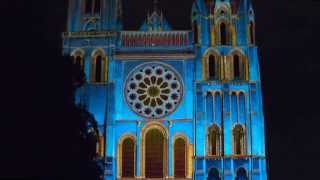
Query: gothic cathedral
xmin=63 ymin=0 xmax=267 ymax=179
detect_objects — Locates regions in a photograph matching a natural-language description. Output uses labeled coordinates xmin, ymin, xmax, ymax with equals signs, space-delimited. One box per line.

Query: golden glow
xmin=117 ymin=134 xmax=136 ymax=178
xmin=140 ymin=122 xmax=168 ymax=178
xmin=90 ymin=49 xmax=108 ymax=83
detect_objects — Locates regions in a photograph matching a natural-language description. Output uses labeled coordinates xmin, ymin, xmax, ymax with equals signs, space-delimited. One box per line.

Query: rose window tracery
xmin=125 ymin=62 xmax=183 ymax=118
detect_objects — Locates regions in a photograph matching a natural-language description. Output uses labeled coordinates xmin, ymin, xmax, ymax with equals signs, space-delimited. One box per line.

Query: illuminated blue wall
xmin=63 ymin=0 xmax=267 ymax=179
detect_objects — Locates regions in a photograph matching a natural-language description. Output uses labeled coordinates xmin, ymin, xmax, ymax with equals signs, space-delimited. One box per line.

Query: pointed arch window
xmin=233 ymin=54 xmax=240 ymax=79
xmin=122 ymin=138 xmax=135 ymax=177
xmin=174 ymin=137 xmax=187 ymax=178
xmin=204 ymin=52 xmax=220 ymax=81
xmin=95 ymin=55 xmax=102 ymax=82
xmin=220 ymin=23 xmax=227 ymax=45
xmin=193 ymin=21 xmax=199 ymax=44
xmin=233 ymin=124 xmax=246 ymax=155
xmin=208 ymin=55 xmax=216 ymax=80
xmin=231 ymin=52 xmax=249 ymax=81
xmin=118 ymin=135 xmax=136 ymax=178
xmin=249 ymin=21 xmax=255 ymax=45
xmin=207 ymin=125 xmax=221 ymax=156
xmin=75 ymin=56 xmax=83 ymax=68
xmin=71 ymin=50 xmax=84 ymax=70
xmin=91 ymin=50 xmax=107 ymax=83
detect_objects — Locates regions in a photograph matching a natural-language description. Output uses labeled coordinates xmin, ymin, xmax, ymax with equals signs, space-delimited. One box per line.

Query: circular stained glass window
xmin=125 ymin=62 xmax=183 ymax=119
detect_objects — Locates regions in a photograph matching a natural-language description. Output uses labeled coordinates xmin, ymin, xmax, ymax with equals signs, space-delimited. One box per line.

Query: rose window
xmin=125 ymin=62 xmax=183 ymax=118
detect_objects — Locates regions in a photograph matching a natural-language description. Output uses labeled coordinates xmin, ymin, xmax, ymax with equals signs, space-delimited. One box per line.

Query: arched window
xmin=249 ymin=21 xmax=255 ymax=44
xmin=207 ymin=168 xmax=220 ymax=180
xmin=193 ymin=21 xmax=199 ymax=44
xmin=71 ymin=50 xmax=84 ymax=70
xmin=207 ymin=125 xmax=221 ymax=156
xmin=220 ymin=23 xmax=227 ymax=45
xmin=122 ymin=138 xmax=135 ymax=177
xmin=91 ymin=50 xmax=107 ymax=83
xmin=204 ymin=51 xmax=221 ymax=81
xmin=236 ymin=168 xmax=248 ymax=180
xmin=233 ymin=124 xmax=246 ymax=155
xmin=75 ymin=56 xmax=83 ymax=68
xmin=233 ymin=54 xmax=240 ymax=79
xmin=174 ymin=137 xmax=187 ymax=178
xmin=208 ymin=55 xmax=216 ymax=80
xmin=231 ymin=52 xmax=248 ymax=81
xmin=95 ymin=55 xmax=102 ymax=82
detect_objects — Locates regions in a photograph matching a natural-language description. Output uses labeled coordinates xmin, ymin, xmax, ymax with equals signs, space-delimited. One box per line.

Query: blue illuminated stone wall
xmin=63 ymin=0 xmax=267 ymax=179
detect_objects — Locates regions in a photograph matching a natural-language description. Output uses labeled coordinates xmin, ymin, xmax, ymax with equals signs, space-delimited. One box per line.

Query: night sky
xmin=1 ymin=0 xmax=320 ymax=179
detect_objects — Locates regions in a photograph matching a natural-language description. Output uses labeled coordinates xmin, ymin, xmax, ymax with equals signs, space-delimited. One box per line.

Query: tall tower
xmin=192 ymin=0 xmax=267 ymax=179
xmin=63 ymin=1 xmax=122 ymax=179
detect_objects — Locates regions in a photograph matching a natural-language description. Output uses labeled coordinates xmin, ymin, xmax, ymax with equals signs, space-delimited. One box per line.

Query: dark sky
xmin=1 ymin=0 xmax=320 ymax=179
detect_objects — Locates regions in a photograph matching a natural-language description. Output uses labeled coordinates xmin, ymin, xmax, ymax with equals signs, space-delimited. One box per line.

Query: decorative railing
xmin=119 ymin=31 xmax=193 ymax=48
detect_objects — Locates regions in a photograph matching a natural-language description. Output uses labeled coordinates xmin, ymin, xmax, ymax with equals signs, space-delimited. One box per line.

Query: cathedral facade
xmin=63 ymin=0 xmax=267 ymax=179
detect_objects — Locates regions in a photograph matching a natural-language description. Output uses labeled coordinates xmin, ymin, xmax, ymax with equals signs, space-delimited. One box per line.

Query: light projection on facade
xmin=125 ymin=62 xmax=184 ymax=119
xmin=63 ymin=0 xmax=267 ymax=179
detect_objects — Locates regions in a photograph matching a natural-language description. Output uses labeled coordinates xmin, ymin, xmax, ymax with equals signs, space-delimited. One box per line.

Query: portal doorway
xmin=122 ymin=138 xmax=135 ymax=177
xmin=141 ymin=122 xmax=168 ymax=178
xmin=117 ymin=134 xmax=136 ymax=178
xmin=174 ymin=137 xmax=186 ymax=178
xmin=145 ymin=129 xmax=165 ymax=178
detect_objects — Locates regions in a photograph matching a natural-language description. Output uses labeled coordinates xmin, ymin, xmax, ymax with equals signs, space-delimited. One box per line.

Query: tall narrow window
xmin=233 ymin=124 xmax=245 ymax=155
xmin=85 ymin=0 xmax=93 ymax=14
xmin=94 ymin=0 xmax=101 ymax=14
xmin=174 ymin=138 xmax=186 ymax=178
xmin=95 ymin=55 xmax=102 ymax=82
xmin=193 ymin=21 xmax=199 ymax=44
xmin=208 ymin=125 xmax=220 ymax=156
xmin=220 ymin=23 xmax=227 ymax=45
xmin=208 ymin=55 xmax=216 ymax=80
xmin=122 ymin=138 xmax=135 ymax=177
xmin=249 ymin=21 xmax=255 ymax=44
xmin=233 ymin=54 xmax=240 ymax=79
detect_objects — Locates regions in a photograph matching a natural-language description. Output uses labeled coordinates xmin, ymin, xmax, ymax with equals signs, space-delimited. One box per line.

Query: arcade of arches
xmin=117 ymin=123 xmax=193 ymax=179
xmin=202 ymin=50 xmax=249 ymax=81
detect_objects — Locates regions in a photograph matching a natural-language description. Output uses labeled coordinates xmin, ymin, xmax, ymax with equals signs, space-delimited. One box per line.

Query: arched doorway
xmin=207 ymin=168 xmax=220 ymax=180
xmin=145 ymin=129 xmax=165 ymax=178
xmin=117 ymin=134 xmax=136 ymax=178
xmin=174 ymin=137 xmax=186 ymax=178
xmin=122 ymin=138 xmax=135 ymax=177
xmin=141 ymin=122 xmax=168 ymax=178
